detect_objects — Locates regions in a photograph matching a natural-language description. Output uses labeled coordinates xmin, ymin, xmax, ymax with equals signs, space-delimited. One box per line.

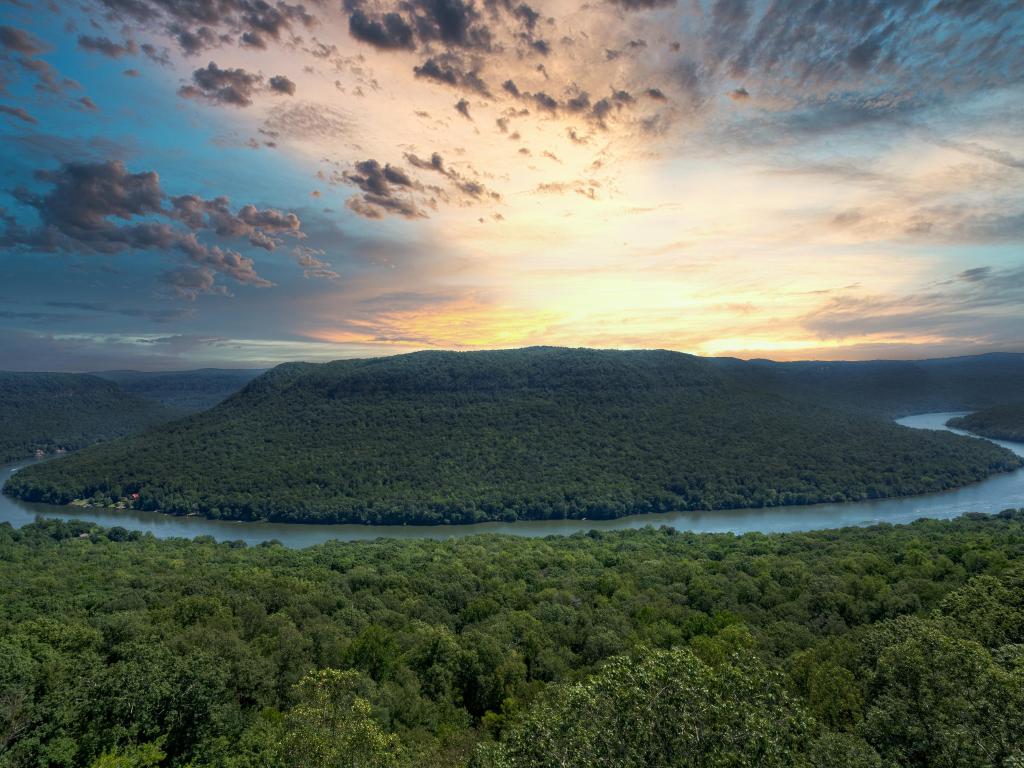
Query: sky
xmin=0 ymin=0 xmax=1022 ymax=370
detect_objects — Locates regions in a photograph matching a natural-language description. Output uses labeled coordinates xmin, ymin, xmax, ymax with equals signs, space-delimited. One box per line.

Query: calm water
xmin=1 ymin=412 xmax=1022 ymax=548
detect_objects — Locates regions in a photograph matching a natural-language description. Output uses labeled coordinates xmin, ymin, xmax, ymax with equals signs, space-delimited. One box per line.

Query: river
xmin=1 ymin=412 xmax=1022 ymax=547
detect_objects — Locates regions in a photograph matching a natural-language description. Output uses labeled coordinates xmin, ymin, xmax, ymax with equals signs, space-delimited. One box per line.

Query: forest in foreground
xmin=2 ymin=511 xmax=1023 ymax=767
xmin=6 ymin=348 xmax=1020 ymax=524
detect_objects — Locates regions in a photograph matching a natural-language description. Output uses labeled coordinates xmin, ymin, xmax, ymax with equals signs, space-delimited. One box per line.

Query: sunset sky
xmin=1 ymin=0 xmax=1022 ymax=370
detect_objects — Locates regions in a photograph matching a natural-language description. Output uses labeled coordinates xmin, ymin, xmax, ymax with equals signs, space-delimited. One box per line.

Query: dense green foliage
xmin=0 ymin=373 xmax=176 ymax=463
xmin=5 ymin=349 xmax=1019 ymax=524
xmin=949 ymin=404 xmax=1024 ymax=442
xmin=2 ymin=512 xmax=1023 ymax=766
xmin=94 ymin=369 xmax=263 ymax=413
xmin=710 ymin=352 xmax=1024 ymax=418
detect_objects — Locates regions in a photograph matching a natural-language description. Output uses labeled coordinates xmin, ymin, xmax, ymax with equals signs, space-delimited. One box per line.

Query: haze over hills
xmin=709 ymin=353 xmax=1024 ymax=418
xmin=0 ymin=372 xmax=177 ymax=463
xmin=93 ymin=368 xmax=265 ymax=412
xmin=949 ymin=404 xmax=1024 ymax=443
xmin=7 ymin=347 xmax=1019 ymax=524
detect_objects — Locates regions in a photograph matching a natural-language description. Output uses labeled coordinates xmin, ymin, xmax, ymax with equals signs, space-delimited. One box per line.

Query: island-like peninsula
xmin=6 ymin=348 xmax=1019 ymax=525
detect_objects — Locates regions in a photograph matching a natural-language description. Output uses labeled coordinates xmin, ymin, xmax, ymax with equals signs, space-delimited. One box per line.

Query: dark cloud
xmin=159 ymin=265 xmax=225 ymax=300
xmin=0 ymin=25 xmax=44 ymax=55
xmin=3 ymin=160 xmax=308 ymax=296
xmin=179 ymin=61 xmax=263 ymax=107
xmin=342 ymin=151 xmax=500 ymax=217
xmin=959 ymin=266 xmax=992 ymax=282
xmin=645 ymin=87 xmax=667 ymax=101
xmin=0 ymin=104 xmax=37 ymax=124
xmin=169 ymin=194 xmax=301 ymax=250
xmin=343 ymin=158 xmax=425 ymax=219
xmin=406 ymin=152 xmax=447 ymax=173
xmin=412 ymin=0 xmax=492 ymax=49
xmin=348 ymin=8 xmax=416 ymax=50
xmin=606 ymin=0 xmax=676 ymax=9
xmin=77 ymin=35 xmax=138 ymax=58
xmin=729 ymin=86 xmax=749 ymax=100
xmin=529 ymin=91 xmax=558 ymax=111
xmin=95 ymin=0 xmax=317 ymax=56
xmin=346 ymin=0 xmax=493 ymax=54
xmin=15 ymin=56 xmax=79 ymax=95
xmin=268 ymin=74 xmax=296 ymax=95
xmin=455 ymin=97 xmax=472 ymax=119
xmin=413 ymin=54 xmax=490 ymax=95
xmin=512 ymin=3 xmax=540 ymax=31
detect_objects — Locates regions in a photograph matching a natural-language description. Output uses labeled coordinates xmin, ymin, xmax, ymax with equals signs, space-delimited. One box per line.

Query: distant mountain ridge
xmin=6 ymin=347 xmax=1019 ymax=524
xmin=0 ymin=372 xmax=176 ymax=463
xmin=93 ymin=368 xmax=264 ymax=412
xmin=708 ymin=352 xmax=1024 ymax=417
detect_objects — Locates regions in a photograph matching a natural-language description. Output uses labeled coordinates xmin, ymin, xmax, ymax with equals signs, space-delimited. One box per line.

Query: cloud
xmin=3 ymin=160 xmax=310 ymax=296
xmin=262 ymin=102 xmax=349 ymax=141
xmin=606 ymin=0 xmax=676 ymax=9
xmin=455 ymin=97 xmax=472 ymax=119
xmin=959 ymin=266 xmax=992 ymax=283
xmin=0 ymin=104 xmax=37 ymax=124
xmin=801 ymin=266 xmax=1024 ymax=346
xmin=178 ymin=61 xmax=264 ymax=107
xmin=345 ymin=0 xmax=493 ymax=53
xmin=413 ymin=54 xmax=490 ymax=95
xmin=343 ymin=158 xmax=425 ymax=219
xmin=405 ymin=151 xmax=500 ymax=201
xmin=94 ymin=0 xmax=317 ymax=55
xmin=292 ymin=245 xmax=340 ymax=280
xmin=159 ymin=265 xmax=226 ymax=300
xmin=348 ymin=8 xmax=417 ymax=50
xmin=77 ymin=35 xmax=138 ymax=58
xmin=0 ymin=25 xmax=44 ymax=55
xmin=268 ymin=74 xmax=296 ymax=95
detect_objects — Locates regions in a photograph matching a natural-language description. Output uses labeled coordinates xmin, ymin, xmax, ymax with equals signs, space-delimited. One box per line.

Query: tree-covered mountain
xmin=0 ymin=372 xmax=177 ymax=463
xmin=6 ymin=348 xmax=1019 ymax=524
xmin=949 ymin=404 xmax=1024 ymax=442
xmin=709 ymin=352 xmax=1024 ymax=417
xmin=93 ymin=368 xmax=264 ymax=412
xmin=1 ymin=511 xmax=1023 ymax=766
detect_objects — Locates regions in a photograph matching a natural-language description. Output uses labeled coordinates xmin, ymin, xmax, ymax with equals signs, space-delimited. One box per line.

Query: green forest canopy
xmin=949 ymin=404 xmax=1024 ymax=442
xmin=5 ymin=348 xmax=1020 ymax=524
xmin=0 ymin=372 xmax=176 ymax=463
xmin=1 ymin=511 xmax=1022 ymax=767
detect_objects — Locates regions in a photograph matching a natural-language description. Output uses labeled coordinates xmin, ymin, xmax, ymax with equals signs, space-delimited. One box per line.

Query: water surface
xmin=1 ymin=412 xmax=1021 ymax=547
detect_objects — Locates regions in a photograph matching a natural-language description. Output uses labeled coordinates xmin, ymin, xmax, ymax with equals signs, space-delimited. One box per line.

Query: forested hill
xmin=6 ymin=348 xmax=1019 ymax=524
xmin=93 ymin=368 xmax=264 ymax=412
xmin=709 ymin=352 xmax=1024 ymax=417
xmin=949 ymin=404 xmax=1024 ymax=442
xmin=0 ymin=372 xmax=177 ymax=463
